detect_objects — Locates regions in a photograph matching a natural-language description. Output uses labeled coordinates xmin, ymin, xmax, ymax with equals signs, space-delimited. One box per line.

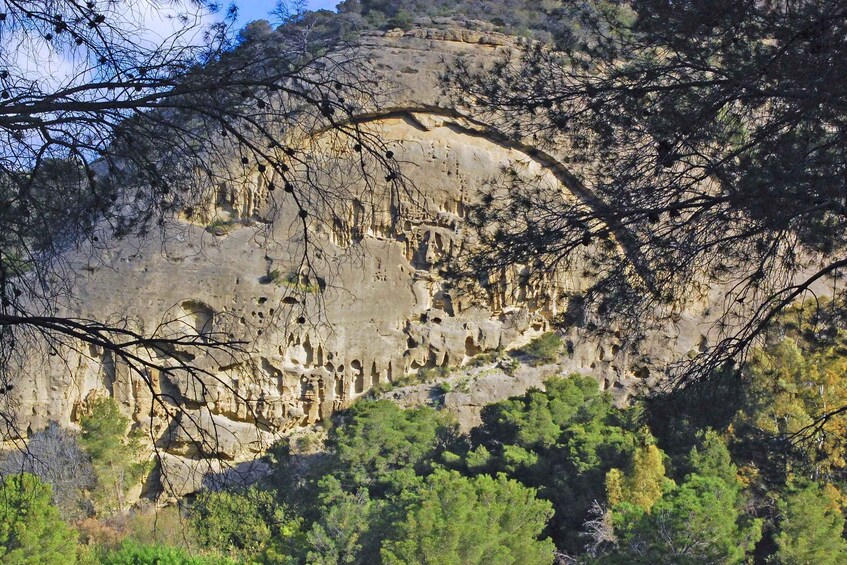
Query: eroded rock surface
xmin=9 ymin=29 xmax=722 ymax=499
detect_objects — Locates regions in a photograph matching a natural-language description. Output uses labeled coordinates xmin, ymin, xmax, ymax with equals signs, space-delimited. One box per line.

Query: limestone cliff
xmin=9 ymin=28 xmax=719 ymax=498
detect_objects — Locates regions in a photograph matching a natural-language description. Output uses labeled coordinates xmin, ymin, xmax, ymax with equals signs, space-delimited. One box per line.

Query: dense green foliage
xmin=302 ymin=479 xmax=381 ymax=564
xmin=3 ymin=360 xmax=847 ymax=563
xmin=263 ymin=397 xmax=556 ymax=563
xmin=277 ymin=0 xmax=604 ymax=46
xmin=335 ymin=0 xmax=579 ymax=39
xmin=733 ymin=335 xmax=847 ymax=485
xmin=610 ymin=474 xmax=760 ymax=564
xmin=381 ymin=470 xmax=554 ymax=564
xmin=97 ymin=540 xmax=234 ymax=565
xmin=190 ymin=485 xmax=301 ymax=562
xmin=511 ymin=332 xmax=563 ymax=366
xmin=79 ymin=398 xmax=146 ymax=516
xmin=0 ymin=473 xmax=78 ymax=564
xmin=774 ymin=483 xmax=847 ymax=565
xmin=324 ymin=400 xmax=455 ymax=495
xmin=467 ymin=375 xmax=645 ymax=551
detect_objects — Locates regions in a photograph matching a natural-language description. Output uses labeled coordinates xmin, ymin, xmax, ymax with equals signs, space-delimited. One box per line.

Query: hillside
xmin=5 ymin=22 xmax=731 ymax=501
xmin=3 ymin=2 xmax=847 ymax=564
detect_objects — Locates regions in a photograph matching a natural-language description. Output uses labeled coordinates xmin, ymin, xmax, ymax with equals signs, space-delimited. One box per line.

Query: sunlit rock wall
xmin=9 ymin=28 xmax=718 ymax=498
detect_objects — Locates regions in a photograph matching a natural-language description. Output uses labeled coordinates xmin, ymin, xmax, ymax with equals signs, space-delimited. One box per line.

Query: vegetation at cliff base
xmin=2 ymin=356 xmax=847 ymax=562
xmin=332 ymin=0 xmax=590 ymax=41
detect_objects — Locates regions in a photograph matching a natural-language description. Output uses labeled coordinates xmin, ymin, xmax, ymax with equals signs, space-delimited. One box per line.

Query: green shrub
xmin=368 ymin=381 xmax=395 ymax=396
xmin=98 ymin=540 xmax=233 ymax=565
xmin=774 ymin=483 xmax=847 ymax=565
xmin=472 ymin=375 xmax=630 ymax=551
xmin=118 ymin=505 xmax=197 ymax=551
xmin=364 ymin=9 xmax=388 ymax=28
xmin=456 ymin=377 xmax=474 ymax=393
xmin=498 ymin=356 xmax=520 ymax=375
xmin=511 ymin=332 xmax=562 ymax=366
xmin=371 ymin=372 xmax=423 ymax=394
xmin=260 ymin=268 xmax=282 ymax=285
xmin=389 ymin=9 xmax=414 ymax=28
xmin=281 ymin=272 xmax=320 ymax=293
xmin=190 ymin=485 xmax=301 ymax=561
xmin=261 ymin=270 xmax=320 ymax=292
xmin=610 ymin=474 xmax=761 ymax=564
xmin=381 ymin=470 xmax=555 ymax=564
xmin=205 ymin=218 xmax=238 ymax=236
xmin=467 ymin=351 xmax=498 ymax=368
xmin=326 ymin=400 xmax=456 ymax=495
xmin=373 ymin=366 xmax=456 ymax=393
xmin=418 ymin=365 xmax=450 ymax=383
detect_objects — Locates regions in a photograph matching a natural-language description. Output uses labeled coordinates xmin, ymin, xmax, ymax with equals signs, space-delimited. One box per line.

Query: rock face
xmin=9 ymin=29 xmax=719 ymax=498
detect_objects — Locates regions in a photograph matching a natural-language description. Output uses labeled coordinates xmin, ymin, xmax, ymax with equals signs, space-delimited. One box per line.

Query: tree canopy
xmin=449 ymin=0 xmax=847 ymax=389
xmin=0 ymin=473 xmax=79 ymax=564
xmin=0 ymin=371 xmax=838 ymax=563
xmin=78 ymin=398 xmax=146 ymax=515
xmin=381 ymin=469 xmax=555 ymax=565
xmin=774 ymin=483 xmax=847 ymax=565
xmin=610 ymin=474 xmax=761 ymax=564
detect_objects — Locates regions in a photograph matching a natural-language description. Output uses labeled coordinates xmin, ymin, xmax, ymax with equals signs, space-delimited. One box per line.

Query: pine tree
xmin=381 ymin=470 xmax=555 ymax=565
xmin=79 ymin=398 xmax=146 ymax=515
xmin=0 ymin=473 xmax=78 ymax=565
xmin=612 ymin=474 xmax=761 ymax=564
xmin=774 ymin=483 xmax=847 ymax=565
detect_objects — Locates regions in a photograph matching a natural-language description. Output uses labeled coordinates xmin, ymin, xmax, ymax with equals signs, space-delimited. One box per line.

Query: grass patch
xmin=370 ymin=374 xmax=418 ymax=395
xmin=498 ymin=356 xmax=520 ymax=375
xmin=282 ymin=272 xmax=321 ymax=293
xmin=261 ymin=268 xmax=283 ymax=285
xmin=454 ymin=377 xmax=476 ymax=393
xmin=418 ymin=365 xmax=451 ymax=383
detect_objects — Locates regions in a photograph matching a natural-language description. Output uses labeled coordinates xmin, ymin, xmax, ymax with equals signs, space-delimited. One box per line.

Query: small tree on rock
xmin=79 ymin=398 xmax=146 ymax=515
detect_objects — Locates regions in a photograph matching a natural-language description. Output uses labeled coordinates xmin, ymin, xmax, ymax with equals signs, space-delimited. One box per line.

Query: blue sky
xmin=234 ymin=0 xmax=340 ymax=26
